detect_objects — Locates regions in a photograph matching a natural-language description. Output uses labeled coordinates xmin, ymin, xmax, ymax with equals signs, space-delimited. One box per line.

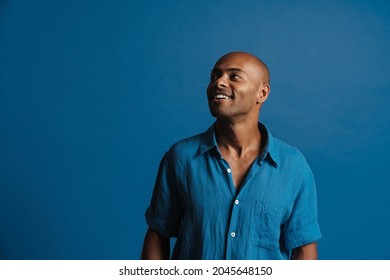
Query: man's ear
xmin=256 ymin=83 xmax=270 ymax=104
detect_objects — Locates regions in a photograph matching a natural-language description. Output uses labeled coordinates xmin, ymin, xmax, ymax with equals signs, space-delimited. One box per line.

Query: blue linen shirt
xmin=145 ymin=122 xmax=321 ymax=259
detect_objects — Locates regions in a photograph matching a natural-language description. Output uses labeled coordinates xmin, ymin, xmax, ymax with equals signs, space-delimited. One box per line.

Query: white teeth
xmin=215 ymin=94 xmax=230 ymax=99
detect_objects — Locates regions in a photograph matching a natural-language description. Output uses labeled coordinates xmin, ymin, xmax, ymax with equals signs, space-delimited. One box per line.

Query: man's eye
xmin=231 ymin=74 xmax=241 ymax=80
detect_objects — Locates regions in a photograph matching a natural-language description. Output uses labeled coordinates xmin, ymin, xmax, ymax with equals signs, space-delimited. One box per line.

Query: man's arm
xmin=141 ymin=227 xmax=170 ymax=260
xmin=290 ymin=242 xmax=318 ymax=260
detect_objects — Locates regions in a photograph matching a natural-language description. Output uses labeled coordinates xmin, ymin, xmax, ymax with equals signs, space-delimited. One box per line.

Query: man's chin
xmin=209 ymin=110 xmax=232 ymax=121
xmin=209 ymin=109 xmax=223 ymax=118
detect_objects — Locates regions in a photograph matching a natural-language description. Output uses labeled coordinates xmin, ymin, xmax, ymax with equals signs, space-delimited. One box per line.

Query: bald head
xmin=215 ymin=52 xmax=270 ymax=85
xmin=207 ymin=51 xmax=271 ymax=121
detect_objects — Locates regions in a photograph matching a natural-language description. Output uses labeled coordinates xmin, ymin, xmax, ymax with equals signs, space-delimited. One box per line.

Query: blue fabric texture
xmin=145 ymin=122 xmax=322 ymax=259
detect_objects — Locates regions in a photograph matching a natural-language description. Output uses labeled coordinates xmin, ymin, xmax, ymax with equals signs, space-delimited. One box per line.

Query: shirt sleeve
xmin=145 ymin=152 xmax=183 ymax=238
xmin=284 ymin=163 xmax=322 ymax=250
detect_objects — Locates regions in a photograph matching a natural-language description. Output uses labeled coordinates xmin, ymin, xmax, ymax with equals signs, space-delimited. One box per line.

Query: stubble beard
xmin=208 ymin=101 xmax=253 ymax=122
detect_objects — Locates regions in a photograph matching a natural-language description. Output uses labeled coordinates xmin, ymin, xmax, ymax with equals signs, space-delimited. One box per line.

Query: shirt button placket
xmin=224 ymin=164 xmax=238 ymax=258
xmin=230 ymin=201 xmax=239 ymax=239
xmin=226 ymin=196 xmax=241 ymax=259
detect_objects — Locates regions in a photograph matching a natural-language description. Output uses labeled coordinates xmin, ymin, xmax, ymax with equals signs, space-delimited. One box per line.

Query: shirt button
xmin=231 ymin=232 xmax=236 ymax=238
xmin=227 ymin=168 xmax=232 ymax=173
xmin=235 ymin=199 xmax=239 ymax=205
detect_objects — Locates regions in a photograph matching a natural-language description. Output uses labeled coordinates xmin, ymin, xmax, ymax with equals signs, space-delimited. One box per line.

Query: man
xmin=142 ymin=52 xmax=321 ymax=260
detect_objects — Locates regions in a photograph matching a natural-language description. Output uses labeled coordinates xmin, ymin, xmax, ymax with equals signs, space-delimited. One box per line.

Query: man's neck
xmin=215 ymin=118 xmax=262 ymax=157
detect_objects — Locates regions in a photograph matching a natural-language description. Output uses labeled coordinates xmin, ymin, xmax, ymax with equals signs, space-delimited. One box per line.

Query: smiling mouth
xmin=212 ymin=93 xmax=232 ymax=101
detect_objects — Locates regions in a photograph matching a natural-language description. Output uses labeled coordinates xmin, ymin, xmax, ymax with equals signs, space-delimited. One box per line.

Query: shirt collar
xmin=197 ymin=123 xmax=218 ymax=156
xmin=196 ymin=122 xmax=280 ymax=168
xmin=258 ymin=122 xmax=280 ymax=168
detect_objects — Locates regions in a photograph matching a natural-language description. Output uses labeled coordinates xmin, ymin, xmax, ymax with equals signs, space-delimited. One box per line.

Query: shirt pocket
xmin=251 ymin=201 xmax=283 ymax=250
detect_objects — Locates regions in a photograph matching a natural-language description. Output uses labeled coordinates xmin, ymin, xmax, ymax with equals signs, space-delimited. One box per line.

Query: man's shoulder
xmin=172 ymin=132 xmax=204 ymax=150
xmin=165 ymin=130 xmax=208 ymax=160
xmin=270 ymin=134 xmax=309 ymax=168
xmin=273 ymin=136 xmax=304 ymax=156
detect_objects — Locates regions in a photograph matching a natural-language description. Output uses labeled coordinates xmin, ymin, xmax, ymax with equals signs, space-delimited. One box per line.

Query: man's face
xmin=206 ymin=53 xmax=266 ymax=121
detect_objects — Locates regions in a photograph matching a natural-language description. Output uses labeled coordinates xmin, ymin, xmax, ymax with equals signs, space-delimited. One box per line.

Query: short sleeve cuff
xmin=284 ymin=222 xmax=322 ymax=250
xmin=145 ymin=206 xmax=179 ymax=238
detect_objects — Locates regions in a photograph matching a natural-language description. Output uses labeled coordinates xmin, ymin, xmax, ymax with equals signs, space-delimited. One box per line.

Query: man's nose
xmin=216 ymin=75 xmax=228 ymax=88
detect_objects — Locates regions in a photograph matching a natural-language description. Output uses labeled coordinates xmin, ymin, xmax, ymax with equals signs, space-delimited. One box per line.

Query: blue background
xmin=1 ymin=0 xmax=389 ymax=260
